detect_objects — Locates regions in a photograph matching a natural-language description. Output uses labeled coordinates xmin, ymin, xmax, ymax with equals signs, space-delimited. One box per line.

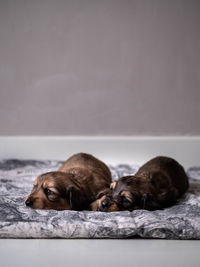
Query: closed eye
xmin=44 ymin=188 xmax=60 ymax=202
xmin=44 ymin=188 xmax=54 ymax=196
xmin=121 ymin=196 xmax=131 ymax=203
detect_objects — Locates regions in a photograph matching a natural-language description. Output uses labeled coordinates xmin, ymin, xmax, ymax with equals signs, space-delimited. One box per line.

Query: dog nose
xmin=101 ymin=200 xmax=109 ymax=210
xmin=25 ymin=199 xmax=33 ymax=206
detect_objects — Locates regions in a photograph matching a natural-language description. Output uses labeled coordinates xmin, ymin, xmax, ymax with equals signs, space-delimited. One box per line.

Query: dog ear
xmin=66 ymin=185 xmax=87 ymax=211
xmin=140 ymin=193 xmax=162 ymax=210
xmin=141 ymin=193 xmax=148 ymax=209
xmin=66 ymin=186 xmax=78 ymax=209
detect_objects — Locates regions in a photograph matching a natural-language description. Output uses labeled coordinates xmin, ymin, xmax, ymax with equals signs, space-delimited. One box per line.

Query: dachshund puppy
xmin=25 ymin=153 xmax=112 ymax=210
xmin=91 ymin=156 xmax=189 ymax=212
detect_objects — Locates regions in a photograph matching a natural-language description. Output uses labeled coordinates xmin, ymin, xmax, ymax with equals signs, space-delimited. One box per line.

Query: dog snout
xmin=100 ymin=199 xmax=110 ymax=211
xmin=101 ymin=200 xmax=108 ymax=209
xmin=25 ymin=198 xmax=33 ymax=207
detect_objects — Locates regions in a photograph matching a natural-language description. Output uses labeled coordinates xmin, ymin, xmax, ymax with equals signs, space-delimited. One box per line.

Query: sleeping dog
xmin=25 ymin=153 xmax=112 ymax=210
xmin=90 ymin=156 xmax=189 ymax=212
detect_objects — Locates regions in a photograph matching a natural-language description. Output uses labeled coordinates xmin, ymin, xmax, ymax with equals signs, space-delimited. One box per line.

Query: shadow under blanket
xmin=0 ymin=160 xmax=200 ymax=239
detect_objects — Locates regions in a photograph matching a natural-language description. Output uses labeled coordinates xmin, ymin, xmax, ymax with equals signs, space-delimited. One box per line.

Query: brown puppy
xmin=91 ymin=156 xmax=189 ymax=212
xmin=25 ymin=153 xmax=112 ymax=210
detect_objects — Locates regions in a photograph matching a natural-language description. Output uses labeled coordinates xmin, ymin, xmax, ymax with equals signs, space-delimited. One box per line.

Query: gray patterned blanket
xmin=0 ymin=159 xmax=200 ymax=239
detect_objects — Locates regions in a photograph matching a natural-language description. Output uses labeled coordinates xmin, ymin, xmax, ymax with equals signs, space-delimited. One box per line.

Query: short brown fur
xmin=25 ymin=153 xmax=112 ymax=210
xmin=91 ymin=156 xmax=189 ymax=212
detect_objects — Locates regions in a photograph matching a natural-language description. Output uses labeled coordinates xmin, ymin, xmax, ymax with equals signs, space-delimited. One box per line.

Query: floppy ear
xmin=141 ymin=193 xmax=162 ymax=210
xmin=66 ymin=185 xmax=88 ymax=211
xmin=141 ymin=193 xmax=148 ymax=209
xmin=66 ymin=186 xmax=78 ymax=210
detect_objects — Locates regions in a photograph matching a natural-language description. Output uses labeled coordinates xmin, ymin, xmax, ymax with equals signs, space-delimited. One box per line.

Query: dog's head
xmin=90 ymin=188 xmax=111 ymax=211
xmin=91 ymin=176 xmax=146 ymax=212
xmin=25 ymin=171 xmax=81 ymax=210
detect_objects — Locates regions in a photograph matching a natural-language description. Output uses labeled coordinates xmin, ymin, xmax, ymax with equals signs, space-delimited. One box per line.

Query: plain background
xmin=0 ymin=3 xmax=200 ymax=266
xmin=0 ymin=0 xmax=200 ymax=136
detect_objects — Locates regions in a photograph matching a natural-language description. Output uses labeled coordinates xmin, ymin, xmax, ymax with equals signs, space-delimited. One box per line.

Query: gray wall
xmin=0 ymin=0 xmax=199 ymax=136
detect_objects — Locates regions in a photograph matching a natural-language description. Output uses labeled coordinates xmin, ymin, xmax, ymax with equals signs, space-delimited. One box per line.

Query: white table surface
xmin=1 ymin=239 xmax=200 ymax=267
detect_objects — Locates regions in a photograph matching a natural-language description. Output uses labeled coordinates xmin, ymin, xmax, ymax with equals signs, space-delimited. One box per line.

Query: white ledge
xmin=0 ymin=136 xmax=199 ymax=168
